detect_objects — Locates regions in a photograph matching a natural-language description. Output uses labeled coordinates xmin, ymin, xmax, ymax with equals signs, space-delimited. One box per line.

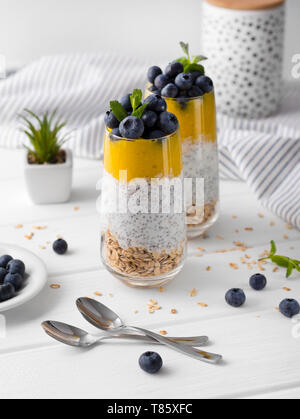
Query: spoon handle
xmin=102 ymin=333 xmax=209 ymax=347
xmin=128 ymin=326 xmax=222 ymax=364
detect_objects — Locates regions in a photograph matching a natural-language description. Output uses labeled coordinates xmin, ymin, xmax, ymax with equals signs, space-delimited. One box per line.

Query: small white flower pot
xmin=24 ymin=149 xmax=73 ymax=205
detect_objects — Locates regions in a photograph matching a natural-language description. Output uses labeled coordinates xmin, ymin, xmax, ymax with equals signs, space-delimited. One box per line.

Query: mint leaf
xmin=286 ymin=260 xmax=294 ymax=278
xmin=132 ymin=104 xmax=148 ymax=119
xmin=192 ymin=55 xmax=208 ymax=64
xmin=180 ymin=42 xmax=190 ymax=60
xmin=110 ymin=101 xmax=128 ymax=122
xmin=176 ymin=57 xmax=189 ymax=66
xmin=270 ymin=240 xmax=277 ymax=256
xmin=184 ymin=63 xmax=205 ymax=74
xmin=130 ymin=89 xmax=143 ymax=113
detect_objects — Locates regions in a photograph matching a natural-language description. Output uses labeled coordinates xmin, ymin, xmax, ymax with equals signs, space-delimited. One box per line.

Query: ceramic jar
xmin=202 ymin=0 xmax=286 ymax=119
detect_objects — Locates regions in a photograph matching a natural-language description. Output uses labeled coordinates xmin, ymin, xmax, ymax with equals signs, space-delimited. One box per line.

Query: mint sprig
xmin=176 ymin=42 xmax=207 ymax=74
xmin=259 ymin=240 xmax=300 ymax=278
xmin=110 ymin=89 xmax=148 ymax=122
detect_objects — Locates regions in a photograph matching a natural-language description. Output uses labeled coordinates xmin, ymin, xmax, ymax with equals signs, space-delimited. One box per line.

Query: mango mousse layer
xmin=103 ymin=131 xmax=182 ymax=182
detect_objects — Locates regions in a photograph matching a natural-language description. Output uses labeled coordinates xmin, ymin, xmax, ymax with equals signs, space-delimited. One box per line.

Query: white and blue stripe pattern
xmin=0 ymin=54 xmax=299 ymax=229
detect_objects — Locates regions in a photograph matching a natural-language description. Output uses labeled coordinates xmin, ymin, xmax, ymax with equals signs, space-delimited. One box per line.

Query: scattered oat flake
xmin=148 ymin=299 xmax=161 ymax=313
xmin=159 ymin=286 xmax=165 ymax=293
xmin=25 ymin=233 xmax=34 ymax=240
xmin=94 ymin=292 xmax=102 ymax=297
xmin=46 ymin=241 xmax=51 ymax=245
xmin=197 ymin=248 xmax=205 ymax=252
xmin=160 ymin=330 xmax=167 ymax=335
xmin=260 ymin=250 xmax=270 ymax=258
xmin=232 ymin=215 xmax=237 ymax=219
xmin=74 ymin=206 xmax=80 ymax=211
xmin=39 ymin=245 xmax=46 ymax=250
xmin=234 ymin=241 xmax=246 ymax=248
xmin=216 ymin=235 xmax=224 ymax=240
xmin=133 ymin=310 xmax=139 ymax=314
xmin=257 ymin=262 xmax=265 ymax=271
xmin=275 ymin=307 xmax=280 ymax=312
xmin=286 ymin=224 xmax=293 ymax=230
xmin=171 ymin=309 xmax=177 ymax=314
xmin=15 ymin=224 xmax=23 ymax=229
xmin=290 ymin=246 xmax=295 ymax=250
xmin=33 ymin=225 xmax=47 ymax=230
xmin=50 ymin=284 xmax=60 ymax=289
xmin=240 ymin=257 xmax=246 ymax=264
xmin=273 ymin=267 xmax=279 ymax=272
xmin=245 ymin=227 xmax=253 ymax=231
xmin=258 ymin=213 xmax=264 ymax=218
xmin=190 ymin=288 xmax=197 ymax=297
xmin=206 ymin=266 xmax=212 ymax=271
xmin=235 ymin=229 xmax=240 ymax=233
xmin=196 ymin=253 xmax=203 ymax=257
xmin=245 ymin=254 xmax=251 ymax=259
xmin=269 ymin=221 xmax=275 ymax=227
xmin=283 ymin=287 xmax=291 ymax=292
xmin=198 ymin=302 xmax=208 ymax=308
xmin=108 ymin=293 xmax=113 ymax=297
xmin=229 ymin=263 xmax=239 ymax=270
xmin=283 ymin=234 xmax=289 ymax=240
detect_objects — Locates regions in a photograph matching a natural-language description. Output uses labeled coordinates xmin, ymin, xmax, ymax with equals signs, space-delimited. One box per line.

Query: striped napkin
xmin=0 ymin=53 xmax=299 ymax=229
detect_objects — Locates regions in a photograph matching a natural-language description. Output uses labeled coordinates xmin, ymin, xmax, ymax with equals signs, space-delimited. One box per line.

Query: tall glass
xmin=100 ymin=129 xmax=187 ymax=288
xmin=146 ymin=89 xmax=220 ymax=238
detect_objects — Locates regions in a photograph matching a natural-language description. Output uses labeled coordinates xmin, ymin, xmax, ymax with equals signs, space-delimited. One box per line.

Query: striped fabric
xmin=0 ymin=53 xmax=299 ymax=228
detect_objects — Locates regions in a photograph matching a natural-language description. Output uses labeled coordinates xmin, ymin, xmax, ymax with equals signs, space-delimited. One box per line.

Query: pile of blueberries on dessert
xmin=105 ymin=89 xmax=179 ymax=140
xmin=0 ymin=255 xmax=26 ymax=302
xmin=147 ymin=62 xmax=213 ymax=99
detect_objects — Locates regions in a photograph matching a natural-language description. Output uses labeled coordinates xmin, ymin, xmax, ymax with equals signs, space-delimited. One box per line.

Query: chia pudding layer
xmin=100 ymin=170 xmax=186 ymax=278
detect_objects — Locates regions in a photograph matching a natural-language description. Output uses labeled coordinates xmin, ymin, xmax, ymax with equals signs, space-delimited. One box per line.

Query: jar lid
xmin=204 ymin=0 xmax=285 ymax=11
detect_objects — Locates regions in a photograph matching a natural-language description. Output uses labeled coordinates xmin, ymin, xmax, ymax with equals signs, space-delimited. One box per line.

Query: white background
xmin=1 ymin=0 xmax=299 ymax=79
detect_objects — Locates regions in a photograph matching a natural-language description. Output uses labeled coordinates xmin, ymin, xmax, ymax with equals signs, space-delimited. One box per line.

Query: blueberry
xmin=225 ymin=288 xmax=246 ymax=308
xmin=145 ymin=130 xmax=165 ymax=139
xmin=53 ymin=239 xmax=68 ymax=255
xmin=0 ymin=268 xmax=7 ymax=284
xmin=120 ymin=93 xmax=132 ymax=112
xmin=158 ymin=112 xmax=179 ymax=135
xmin=119 ymin=116 xmax=144 ymax=139
xmin=147 ymin=66 xmax=162 ymax=84
xmin=175 ymin=73 xmax=193 ymax=90
xmin=148 ymin=85 xmax=158 ymax=92
xmin=187 ymin=86 xmax=204 ymax=98
xmin=191 ymin=70 xmax=203 ymax=82
xmin=0 ymin=283 xmax=15 ymax=302
xmin=143 ymin=95 xmax=167 ymax=113
xmin=7 ymin=259 xmax=25 ymax=277
xmin=141 ymin=111 xmax=157 ymax=129
xmin=154 ymin=74 xmax=169 ymax=90
xmin=104 ymin=110 xmax=119 ymax=129
xmin=249 ymin=273 xmax=267 ymax=291
xmin=279 ymin=299 xmax=300 ymax=318
xmin=0 ymin=255 xmax=13 ymax=269
xmin=161 ymin=83 xmax=179 ymax=98
xmin=195 ymin=75 xmax=214 ymax=93
xmin=4 ymin=273 xmax=23 ymax=291
xmin=111 ymin=128 xmax=121 ymax=137
xmin=165 ymin=62 xmax=184 ymax=78
xmin=139 ymin=351 xmax=163 ymax=374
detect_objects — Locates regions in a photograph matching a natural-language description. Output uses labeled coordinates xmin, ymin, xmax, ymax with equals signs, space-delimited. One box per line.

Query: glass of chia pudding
xmin=100 ymin=90 xmax=187 ymax=288
xmin=145 ymin=42 xmax=220 ymax=238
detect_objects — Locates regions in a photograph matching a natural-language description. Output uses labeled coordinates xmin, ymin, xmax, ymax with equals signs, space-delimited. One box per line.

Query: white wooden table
xmin=0 ymin=149 xmax=299 ymax=400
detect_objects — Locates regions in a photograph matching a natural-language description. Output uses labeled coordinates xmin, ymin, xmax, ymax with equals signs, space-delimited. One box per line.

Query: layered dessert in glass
xmin=145 ymin=42 xmax=220 ymax=238
xmin=100 ymin=90 xmax=186 ymax=288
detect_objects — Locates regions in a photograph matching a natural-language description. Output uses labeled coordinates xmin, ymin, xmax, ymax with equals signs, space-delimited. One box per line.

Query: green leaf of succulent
xmin=180 ymin=42 xmax=190 ymax=60
xmin=131 ymin=103 xmax=148 ymax=119
xmin=184 ymin=63 xmax=205 ymax=74
xmin=191 ymin=55 xmax=208 ymax=64
xmin=130 ymin=89 xmax=143 ymax=113
xmin=110 ymin=101 xmax=128 ymax=122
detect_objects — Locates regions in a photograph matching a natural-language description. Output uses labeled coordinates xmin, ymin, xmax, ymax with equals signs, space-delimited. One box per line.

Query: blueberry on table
xmin=187 ymin=86 xmax=204 ymax=98
xmin=147 ymin=66 xmax=162 ymax=84
xmin=120 ymin=93 xmax=133 ymax=112
xmin=4 ymin=273 xmax=23 ymax=291
xmin=119 ymin=116 xmax=144 ymax=139
xmin=175 ymin=73 xmax=193 ymax=91
xmin=158 ymin=112 xmax=179 ymax=135
xmin=139 ymin=351 xmax=163 ymax=374
xmin=161 ymin=83 xmax=179 ymax=98
xmin=154 ymin=74 xmax=169 ymax=90
xmin=53 ymin=239 xmax=68 ymax=255
xmin=7 ymin=259 xmax=25 ymax=277
xmin=0 ymin=283 xmax=16 ymax=302
xmin=143 ymin=95 xmax=167 ymax=113
xmin=250 ymin=273 xmax=267 ymax=291
xmin=141 ymin=111 xmax=158 ymax=129
xmin=195 ymin=75 xmax=214 ymax=93
xmin=165 ymin=62 xmax=184 ymax=78
xmin=0 ymin=255 xmax=13 ymax=269
xmin=279 ymin=299 xmax=300 ymax=318
xmin=104 ymin=110 xmax=119 ymax=129
xmin=225 ymin=288 xmax=246 ymax=308
xmin=0 ymin=268 xmax=7 ymax=284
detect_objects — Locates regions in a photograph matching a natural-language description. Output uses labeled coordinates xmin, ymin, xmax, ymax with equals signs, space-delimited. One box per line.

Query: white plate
xmin=0 ymin=243 xmax=47 ymax=312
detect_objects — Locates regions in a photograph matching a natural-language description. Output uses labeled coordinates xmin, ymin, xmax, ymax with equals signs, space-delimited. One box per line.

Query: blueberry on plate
xmin=279 ymin=299 xmax=300 ymax=318
xmin=158 ymin=112 xmax=179 ymax=135
xmin=187 ymin=86 xmax=204 ymax=98
xmin=225 ymin=288 xmax=246 ymax=308
xmin=145 ymin=130 xmax=165 ymax=140
xmin=0 ymin=283 xmax=16 ymax=302
xmin=165 ymin=62 xmax=184 ymax=78
xmin=175 ymin=73 xmax=193 ymax=91
xmin=143 ymin=95 xmax=167 ymax=113
xmin=154 ymin=74 xmax=169 ymax=90
xmin=4 ymin=273 xmax=23 ymax=291
xmin=141 ymin=111 xmax=157 ymax=129
xmin=0 ymin=268 xmax=7 ymax=284
xmin=0 ymin=255 xmax=13 ymax=269
xmin=119 ymin=116 xmax=144 ymax=139
xmin=120 ymin=93 xmax=133 ymax=112
xmin=161 ymin=83 xmax=179 ymax=98
xmin=7 ymin=259 xmax=25 ymax=277
xmin=139 ymin=351 xmax=163 ymax=374
xmin=250 ymin=273 xmax=267 ymax=291
xmin=195 ymin=75 xmax=214 ymax=93
xmin=53 ymin=239 xmax=68 ymax=255
xmin=147 ymin=66 xmax=162 ymax=84
xmin=104 ymin=110 xmax=119 ymax=129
